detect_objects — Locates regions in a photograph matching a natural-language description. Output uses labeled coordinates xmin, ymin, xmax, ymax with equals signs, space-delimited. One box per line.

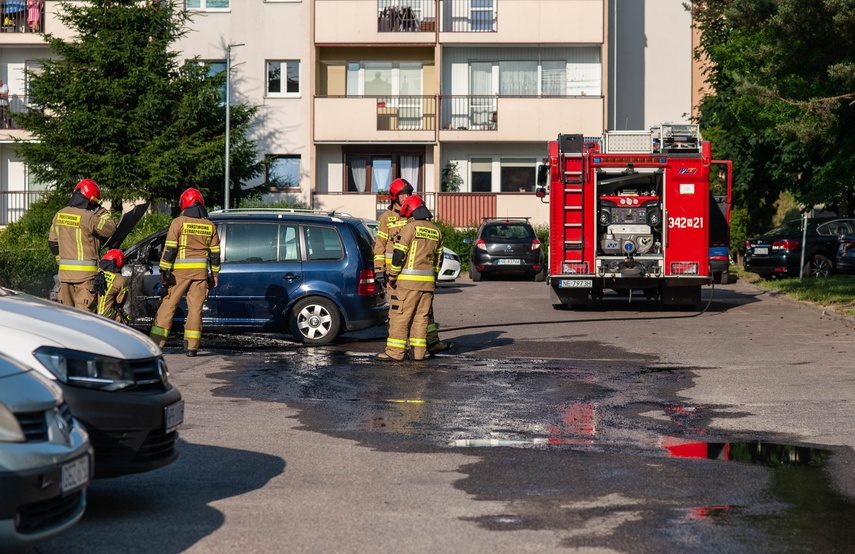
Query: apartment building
xmin=0 ymin=0 xmax=694 ymax=228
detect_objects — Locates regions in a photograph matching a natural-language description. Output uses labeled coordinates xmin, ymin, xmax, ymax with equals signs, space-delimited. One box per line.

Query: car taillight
xmin=772 ymin=239 xmax=799 ymax=251
xmin=475 ymin=239 xmax=487 ymax=251
xmin=840 ymin=239 xmax=855 ymax=254
xmin=358 ymin=269 xmax=375 ymax=296
xmin=531 ymin=238 xmax=542 ymax=251
xmin=709 ymin=255 xmax=729 ymax=262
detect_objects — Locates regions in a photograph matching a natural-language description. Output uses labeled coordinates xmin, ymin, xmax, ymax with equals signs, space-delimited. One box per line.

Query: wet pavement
xmin=203 ymin=341 xmax=855 ymax=553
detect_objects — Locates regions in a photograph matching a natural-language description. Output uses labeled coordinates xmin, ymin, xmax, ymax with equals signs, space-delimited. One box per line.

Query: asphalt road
xmin=36 ymin=276 xmax=855 ymax=553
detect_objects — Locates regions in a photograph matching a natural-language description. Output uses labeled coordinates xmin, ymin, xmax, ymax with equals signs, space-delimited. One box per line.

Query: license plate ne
xmin=61 ymin=456 xmax=89 ymax=493
xmin=497 ymin=259 xmax=521 ymax=265
xmin=754 ymin=247 xmax=769 ymax=255
xmin=165 ymin=400 xmax=185 ymax=433
xmin=559 ymin=279 xmax=592 ymax=288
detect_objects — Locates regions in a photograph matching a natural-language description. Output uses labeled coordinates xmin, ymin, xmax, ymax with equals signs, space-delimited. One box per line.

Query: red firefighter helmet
xmin=179 ymin=187 xmax=205 ymax=210
xmin=400 ymin=195 xmax=423 ymax=218
xmin=102 ymin=249 xmax=125 ymax=270
xmin=389 ymin=178 xmax=413 ymax=199
xmin=74 ymin=179 xmax=101 ymax=204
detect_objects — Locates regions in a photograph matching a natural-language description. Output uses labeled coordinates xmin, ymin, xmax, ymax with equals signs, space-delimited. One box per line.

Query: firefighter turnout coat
xmin=384 ymin=218 xmax=443 ymax=360
xmin=374 ymin=205 xmax=408 ymax=274
xmin=96 ymin=269 xmax=128 ymax=323
xmin=150 ymin=213 xmax=221 ymax=352
xmin=49 ymin=205 xmax=116 ymax=311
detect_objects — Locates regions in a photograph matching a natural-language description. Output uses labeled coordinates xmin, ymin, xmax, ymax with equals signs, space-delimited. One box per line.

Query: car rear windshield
xmin=483 ymin=223 xmax=535 ymax=240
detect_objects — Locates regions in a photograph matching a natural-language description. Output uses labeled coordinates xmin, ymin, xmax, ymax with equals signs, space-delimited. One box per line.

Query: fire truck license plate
xmin=559 ymin=280 xmax=592 ymax=288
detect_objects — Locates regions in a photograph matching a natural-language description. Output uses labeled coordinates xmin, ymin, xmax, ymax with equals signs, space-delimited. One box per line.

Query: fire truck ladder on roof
xmin=561 ymin=152 xmax=585 ymax=262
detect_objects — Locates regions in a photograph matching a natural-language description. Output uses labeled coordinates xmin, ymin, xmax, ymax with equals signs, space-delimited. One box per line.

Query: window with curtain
xmin=345 ymin=152 xmax=423 ymax=193
xmin=542 ymin=61 xmax=566 ymax=96
xmin=267 ymin=60 xmax=300 ymax=96
xmin=499 ymin=61 xmax=537 ymax=96
xmin=500 ymin=158 xmax=536 ymax=192
xmin=346 ymin=61 xmax=423 ymax=97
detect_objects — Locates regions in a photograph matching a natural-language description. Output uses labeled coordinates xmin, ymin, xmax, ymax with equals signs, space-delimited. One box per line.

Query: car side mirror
xmin=463 ymin=238 xmax=472 ymax=245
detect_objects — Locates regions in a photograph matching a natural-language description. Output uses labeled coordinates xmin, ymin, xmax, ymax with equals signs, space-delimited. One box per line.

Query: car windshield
xmin=483 ymin=223 xmax=534 ymax=240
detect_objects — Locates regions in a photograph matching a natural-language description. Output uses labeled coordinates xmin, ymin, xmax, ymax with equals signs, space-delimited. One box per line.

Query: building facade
xmin=0 ymin=0 xmax=696 ymax=228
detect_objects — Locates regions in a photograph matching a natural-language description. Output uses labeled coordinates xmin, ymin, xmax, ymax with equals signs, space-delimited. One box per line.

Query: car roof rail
xmin=482 ymin=216 xmax=532 ymax=222
xmin=210 ymin=207 xmax=354 ymax=217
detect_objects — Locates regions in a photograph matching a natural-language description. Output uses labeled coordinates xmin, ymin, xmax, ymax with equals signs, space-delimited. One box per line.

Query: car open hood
xmin=0 ymin=289 xmax=161 ymax=362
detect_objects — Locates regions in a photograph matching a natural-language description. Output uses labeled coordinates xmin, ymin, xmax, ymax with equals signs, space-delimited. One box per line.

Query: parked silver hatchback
xmin=0 ymin=353 xmax=92 ymax=552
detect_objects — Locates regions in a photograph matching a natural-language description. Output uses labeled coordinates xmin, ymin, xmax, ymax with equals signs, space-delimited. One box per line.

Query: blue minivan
xmin=122 ymin=209 xmax=389 ymax=344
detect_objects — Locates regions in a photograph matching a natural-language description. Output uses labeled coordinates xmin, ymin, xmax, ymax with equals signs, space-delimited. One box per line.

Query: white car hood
xmin=0 ymin=291 xmax=161 ymax=368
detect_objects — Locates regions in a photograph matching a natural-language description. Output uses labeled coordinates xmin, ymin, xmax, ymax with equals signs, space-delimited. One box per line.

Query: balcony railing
xmin=375 ymin=95 xmax=437 ymax=130
xmin=0 ymin=94 xmax=37 ymax=129
xmin=376 ymin=1 xmax=497 ymax=33
xmin=0 ymin=190 xmax=47 ymax=226
xmin=441 ymin=0 xmax=496 ymax=33
xmin=2 ymin=0 xmax=44 ymax=33
xmin=378 ymin=0 xmax=436 ymax=32
xmin=440 ymin=95 xmax=497 ymax=131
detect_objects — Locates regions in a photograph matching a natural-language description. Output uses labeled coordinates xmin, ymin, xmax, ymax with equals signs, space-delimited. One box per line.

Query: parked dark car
xmin=837 ymin=234 xmax=855 ymax=274
xmin=709 ymin=246 xmax=730 ymax=285
xmin=122 ymin=209 xmax=389 ymax=345
xmin=466 ymin=218 xmax=545 ymax=281
xmin=0 ymin=287 xmax=182 ymax=478
xmin=743 ymin=217 xmax=855 ymax=278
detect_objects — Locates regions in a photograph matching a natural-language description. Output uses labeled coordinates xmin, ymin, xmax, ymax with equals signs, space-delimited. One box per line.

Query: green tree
xmin=13 ymin=0 xmax=262 ymax=209
xmin=692 ymin=0 xmax=855 ymax=238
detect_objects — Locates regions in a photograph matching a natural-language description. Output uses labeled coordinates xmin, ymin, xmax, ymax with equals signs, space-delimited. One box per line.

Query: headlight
xmin=34 ymin=347 xmax=136 ymax=391
xmin=0 ymin=403 xmax=25 ymax=442
xmin=443 ymin=252 xmax=459 ymax=262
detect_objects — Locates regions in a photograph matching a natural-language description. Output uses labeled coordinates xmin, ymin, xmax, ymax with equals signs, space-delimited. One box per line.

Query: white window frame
xmin=266 ymin=60 xmax=301 ymax=98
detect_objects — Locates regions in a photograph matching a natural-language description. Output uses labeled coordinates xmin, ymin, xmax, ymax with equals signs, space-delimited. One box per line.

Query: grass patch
xmin=742 ymin=271 xmax=855 ymax=317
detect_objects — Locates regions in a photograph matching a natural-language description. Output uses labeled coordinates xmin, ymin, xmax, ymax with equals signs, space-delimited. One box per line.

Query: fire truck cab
xmin=536 ymin=124 xmax=732 ymax=309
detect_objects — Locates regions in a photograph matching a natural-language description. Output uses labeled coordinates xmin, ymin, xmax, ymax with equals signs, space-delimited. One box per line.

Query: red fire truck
xmin=535 ymin=124 xmax=732 ymax=309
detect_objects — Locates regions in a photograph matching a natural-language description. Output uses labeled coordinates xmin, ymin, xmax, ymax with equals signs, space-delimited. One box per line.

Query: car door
xmin=210 ymin=222 xmax=304 ymax=329
xmin=124 ymin=229 xmax=217 ymax=329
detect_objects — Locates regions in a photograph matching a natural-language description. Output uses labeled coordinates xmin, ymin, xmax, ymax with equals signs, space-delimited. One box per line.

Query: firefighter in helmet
xmin=377 ymin=195 xmax=443 ymax=361
xmin=95 ymin=249 xmax=128 ymax=323
xmin=48 ymin=179 xmax=117 ymax=312
xmin=374 ymin=178 xmax=452 ymax=353
xmin=149 ymin=188 xmax=221 ymax=357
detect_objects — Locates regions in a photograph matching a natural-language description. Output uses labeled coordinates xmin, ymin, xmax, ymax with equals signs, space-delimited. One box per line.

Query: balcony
xmin=0 ymin=94 xmax=39 ymax=135
xmin=315 ymin=0 xmax=437 ymax=45
xmin=1 ymin=0 xmax=44 ymax=36
xmin=314 ymin=94 xmax=603 ymax=142
xmin=439 ymin=95 xmax=604 ymax=141
xmin=315 ymin=0 xmax=603 ymax=45
xmin=315 ymin=96 xmax=436 ymax=142
xmin=0 ymin=190 xmax=46 ymax=226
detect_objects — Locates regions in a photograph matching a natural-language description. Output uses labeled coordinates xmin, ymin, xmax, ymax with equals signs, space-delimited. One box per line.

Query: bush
xmin=0 ymin=194 xmax=67 ymax=296
xmin=434 ymin=220 xmax=477 ymax=271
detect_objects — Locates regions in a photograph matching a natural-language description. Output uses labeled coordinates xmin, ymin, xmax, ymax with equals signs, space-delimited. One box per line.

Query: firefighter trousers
xmin=385 ymin=288 xmax=434 ymax=361
xmin=58 ymin=278 xmax=96 ymax=312
xmin=384 ymin=285 xmax=442 ymax=349
xmin=150 ymin=277 xmax=208 ymax=351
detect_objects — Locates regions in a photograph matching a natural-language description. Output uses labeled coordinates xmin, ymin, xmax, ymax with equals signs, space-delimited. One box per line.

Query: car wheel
xmin=534 ymin=267 xmax=546 ymax=282
xmin=805 ymin=254 xmax=833 ymax=278
xmin=290 ymin=297 xmax=341 ymax=345
xmin=469 ymin=264 xmax=482 ymax=282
